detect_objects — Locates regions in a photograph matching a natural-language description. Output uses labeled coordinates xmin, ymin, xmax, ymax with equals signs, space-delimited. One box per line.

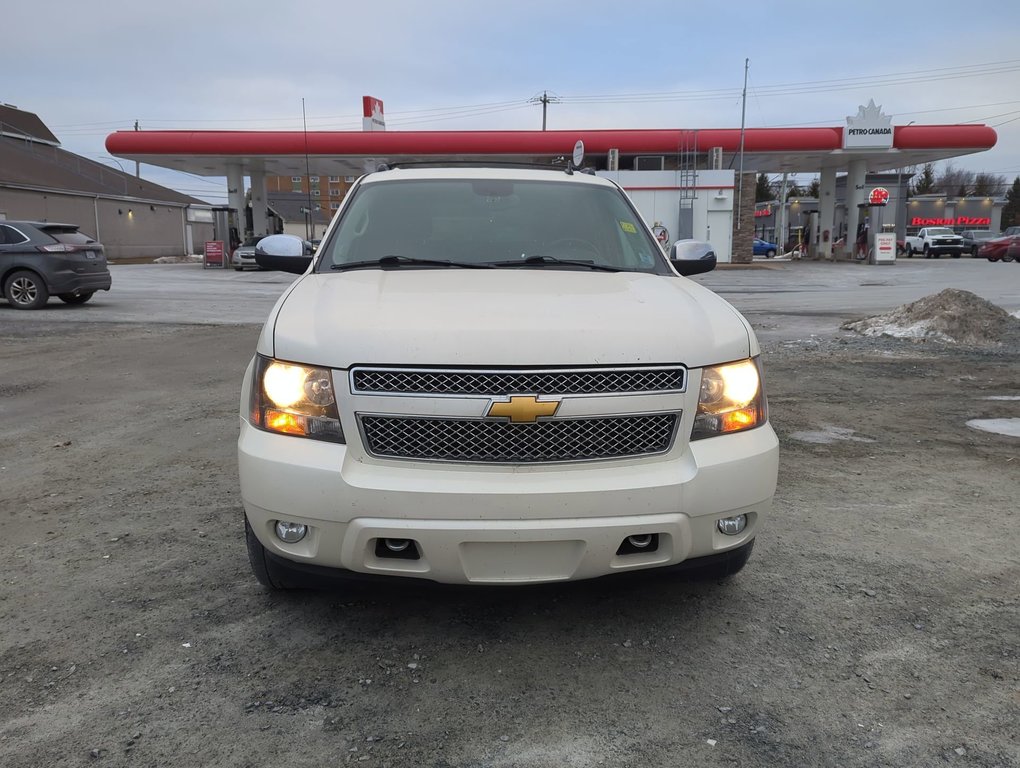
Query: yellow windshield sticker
xmin=620 ymin=221 xmax=637 ymax=234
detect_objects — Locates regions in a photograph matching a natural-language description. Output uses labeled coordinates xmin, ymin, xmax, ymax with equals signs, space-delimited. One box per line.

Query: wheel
xmin=766 ymin=249 xmax=776 ymax=258
xmin=58 ymin=292 xmax=94 ymax=305
xmin=923 ymin=244 xmax=931 ymax=258
xmin=245 ymin=517 xmax=304 ymax=590
xmin=4 ymin=270 xmax=49 ymax=309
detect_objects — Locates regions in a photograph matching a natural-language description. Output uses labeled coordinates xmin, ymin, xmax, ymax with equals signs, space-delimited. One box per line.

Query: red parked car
xmin=977 ymin=234 xmax=1020 ymax=262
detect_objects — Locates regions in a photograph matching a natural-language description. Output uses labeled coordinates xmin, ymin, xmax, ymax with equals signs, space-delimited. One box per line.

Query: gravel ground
xmin=0 ymin=321 xmax=1017 ymax=768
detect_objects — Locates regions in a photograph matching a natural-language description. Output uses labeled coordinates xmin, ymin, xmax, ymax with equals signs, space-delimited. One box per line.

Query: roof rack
xmin=375 ymin=159 xmax=568 ymax=172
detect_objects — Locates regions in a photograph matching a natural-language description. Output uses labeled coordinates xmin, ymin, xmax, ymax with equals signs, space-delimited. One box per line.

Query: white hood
xmin=262 ymin=270 xmax=751 ymax=369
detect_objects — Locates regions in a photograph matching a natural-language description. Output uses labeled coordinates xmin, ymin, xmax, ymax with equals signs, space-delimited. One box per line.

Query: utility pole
xmin=302 ymin=98 xmax=313 ymax=240
xmin=134 ymin=120 xmax=140 ymax=177
xmin=736 ymin=58 xmax=749 ymax=228
xmin=530 ymin=91 xmax=560 ymax=131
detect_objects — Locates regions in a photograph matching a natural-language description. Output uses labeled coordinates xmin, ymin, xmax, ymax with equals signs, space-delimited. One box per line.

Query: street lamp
xmin=100 ymin=155 xmax=127 ymax=174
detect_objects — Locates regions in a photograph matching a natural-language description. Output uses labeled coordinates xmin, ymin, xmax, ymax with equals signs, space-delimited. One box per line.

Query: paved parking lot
xmin=1 ymin=258 xmax=1017 ymax=767
xmin=2 ymin=258 xmax=1018 ymax=338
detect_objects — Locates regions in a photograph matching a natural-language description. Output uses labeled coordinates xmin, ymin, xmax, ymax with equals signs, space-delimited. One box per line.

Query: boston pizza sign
xmin=911 ymin=216 xmax=992 ymax=227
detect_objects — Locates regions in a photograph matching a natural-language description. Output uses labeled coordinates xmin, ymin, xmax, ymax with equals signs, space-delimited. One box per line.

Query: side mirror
xmin=254 ymin=234 xmax=314 ymax=274
xmin=669 ymin=240 xmax=717 ymax=276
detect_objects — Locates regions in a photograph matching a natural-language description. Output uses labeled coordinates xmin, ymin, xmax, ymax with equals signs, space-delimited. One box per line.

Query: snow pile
xmin=967 ymin=419 xmax=1020 ymax=438
xmin=842 ymin=289 xmax=1019 ymax=346
xmin=153 ymin=255 xmax=203 ymax=264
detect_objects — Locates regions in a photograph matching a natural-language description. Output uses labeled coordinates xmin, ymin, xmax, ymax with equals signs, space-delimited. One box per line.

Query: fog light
xmin=274 ymin=521 xmax=308 ymax=543
xmin=384 ymin=538 xmax=410 ymax=552
xmin=717 ymin=514 xmax=747 ymax=536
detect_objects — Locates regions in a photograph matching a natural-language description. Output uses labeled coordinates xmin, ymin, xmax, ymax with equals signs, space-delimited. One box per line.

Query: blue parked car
xmin=753 ymin=238 xmax=778 ymax=258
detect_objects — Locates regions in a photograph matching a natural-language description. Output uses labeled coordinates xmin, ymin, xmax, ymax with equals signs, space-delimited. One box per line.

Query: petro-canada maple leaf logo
xmin=847 ymin=99 xmax=892 ymax=128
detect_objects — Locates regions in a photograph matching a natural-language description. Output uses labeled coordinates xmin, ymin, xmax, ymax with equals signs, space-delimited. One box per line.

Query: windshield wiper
xmin=330 ymin=255 xmax=494 ymax=271
xmin=485 ymin=255 xmax=622 ymax=272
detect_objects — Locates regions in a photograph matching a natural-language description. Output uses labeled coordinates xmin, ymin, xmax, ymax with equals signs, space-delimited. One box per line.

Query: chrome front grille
xmin=351 ymin=366 xmax=685 ymax=396
xmin=359 ymin=413 xmax=679 ymax=464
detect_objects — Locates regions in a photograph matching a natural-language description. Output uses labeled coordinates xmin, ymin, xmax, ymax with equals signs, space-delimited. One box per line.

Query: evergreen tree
xmin=913 ymin=163 xmax=937 ymax=195
xmin=754 ymin=173 xmax=775 ymax=202
xmin=807 ymin=177 xmax=820 ymax=198
xmin=1001 ymin=176 xmax=1020 ymax=230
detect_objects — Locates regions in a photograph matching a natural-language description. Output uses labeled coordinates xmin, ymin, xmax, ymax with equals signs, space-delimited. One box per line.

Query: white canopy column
xmin=226 ymin=164 xmax=245 ymax=239
xmin=818 ymin=166 xmax=837 ymax=260
xmin=250 ymin=168 xmax=269 ymax=237
xmin=843 ymin=159 xmax=867 ymax=259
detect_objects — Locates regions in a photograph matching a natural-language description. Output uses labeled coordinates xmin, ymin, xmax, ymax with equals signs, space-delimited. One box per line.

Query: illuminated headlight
xmin=691 ymin=357 xmax=767 ymax=440
xmin=250 ymin=355 xmax=345 ymax=443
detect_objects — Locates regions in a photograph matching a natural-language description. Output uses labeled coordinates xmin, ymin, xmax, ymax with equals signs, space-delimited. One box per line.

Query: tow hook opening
xmin=374 ymin=538 xmax=421 ymax=560
xmin=616 ymin=533 xmax=660 ymax=556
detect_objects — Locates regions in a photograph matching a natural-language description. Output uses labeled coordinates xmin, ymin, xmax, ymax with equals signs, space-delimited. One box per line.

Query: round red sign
xmin=869 ymin=187 xmax=890 ymax=205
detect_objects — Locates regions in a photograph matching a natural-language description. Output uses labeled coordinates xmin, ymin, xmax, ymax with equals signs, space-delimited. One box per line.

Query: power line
xmin=558 ymin=61 xmax=1020 ymax=105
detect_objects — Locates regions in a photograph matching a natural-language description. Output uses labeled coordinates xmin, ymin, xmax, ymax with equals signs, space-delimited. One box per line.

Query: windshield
xmin=927 ymin=228 xmax=954 ymax=236
xmin=315 ymin=178 xmax=670 ymax=274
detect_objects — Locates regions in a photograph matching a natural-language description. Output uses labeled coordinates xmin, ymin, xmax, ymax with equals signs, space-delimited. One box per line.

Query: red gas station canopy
xmin=106 ymin=125 xmax=997 ymax=177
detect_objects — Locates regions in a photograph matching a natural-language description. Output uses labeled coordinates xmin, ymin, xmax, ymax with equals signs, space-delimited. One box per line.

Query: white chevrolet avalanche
xmin=238 ymin=165 xmax=778 ymax=588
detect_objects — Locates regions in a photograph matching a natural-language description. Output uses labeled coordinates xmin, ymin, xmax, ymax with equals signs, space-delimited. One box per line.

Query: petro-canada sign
xmin=844 ymin=99 xmax=894 ymax=150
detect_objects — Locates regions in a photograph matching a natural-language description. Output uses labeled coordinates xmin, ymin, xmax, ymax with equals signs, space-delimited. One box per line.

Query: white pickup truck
xmin=239 ymin=163 xmax=779 ymax=589
xmin=903 ymin=227 xmax=965 ymax=258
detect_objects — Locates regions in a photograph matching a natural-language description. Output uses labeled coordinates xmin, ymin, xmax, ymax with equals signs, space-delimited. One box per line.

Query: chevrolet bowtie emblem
xmin=487 ymin=395 xmax=560 ymax=423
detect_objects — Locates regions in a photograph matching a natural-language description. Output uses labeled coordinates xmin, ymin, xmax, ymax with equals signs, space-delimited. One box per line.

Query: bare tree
xmin=935 ymin=162 xmax=974 ymax=196
xmin=972 ymin=172 xmax=1007 ymax=197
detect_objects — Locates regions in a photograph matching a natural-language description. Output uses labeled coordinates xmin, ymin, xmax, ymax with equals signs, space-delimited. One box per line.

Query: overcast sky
xmin=6 ymin=0 xmax=1020 ymax=203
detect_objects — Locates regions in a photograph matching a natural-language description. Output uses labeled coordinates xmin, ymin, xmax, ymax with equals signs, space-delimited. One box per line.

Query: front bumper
xmin=231 ymin=250 xmax=258 ymax=268
xmin=238 ymin=418 xmax=778 ymax=585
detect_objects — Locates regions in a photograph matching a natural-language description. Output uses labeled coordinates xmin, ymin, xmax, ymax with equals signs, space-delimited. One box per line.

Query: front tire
xmin=766 ymin=249 xmax=776 ymax=258
xmin=4 ymin=270 xmax=49 ymax=309
xmin=58 ymin=292 xmax=94 ymax=305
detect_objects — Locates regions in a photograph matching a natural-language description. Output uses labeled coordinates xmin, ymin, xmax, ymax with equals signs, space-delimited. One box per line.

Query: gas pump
xmin=857 ymin=200 xmax=894 ymax=264
xmin=215 ymin=207 xmax=241 ymax=250
xmin=208 ymin=206 xmax=240 ymax=269
xmin=806 ymin=211 xmax=819 ymax=260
